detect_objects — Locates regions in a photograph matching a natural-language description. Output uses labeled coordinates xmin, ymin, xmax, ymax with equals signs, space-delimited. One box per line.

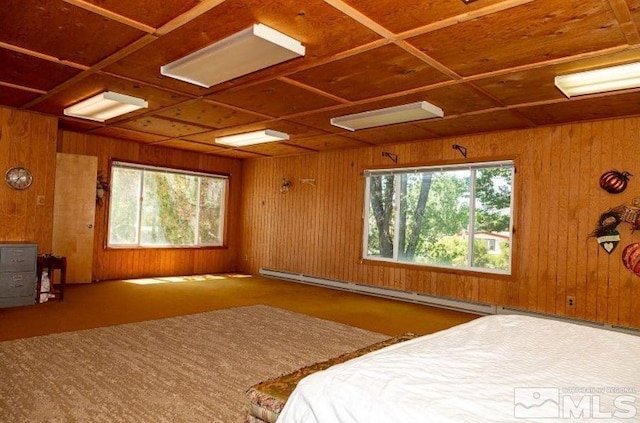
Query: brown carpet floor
xmin=0 ymin=305 xmax=388 ymax=423
xmin=0 ymin=274 xmax=478 ymax=341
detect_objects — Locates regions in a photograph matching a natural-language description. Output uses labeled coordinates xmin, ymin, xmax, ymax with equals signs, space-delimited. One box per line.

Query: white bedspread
xmin=277 ymin=314 xmax=640 ymax=422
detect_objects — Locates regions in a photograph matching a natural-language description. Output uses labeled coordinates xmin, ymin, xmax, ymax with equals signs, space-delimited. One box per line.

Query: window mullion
xmin=467 ymin=169 xmax=477 ymax=268
xmin=392 ymin=174 xmax=402 ymax=262
xmin=195 ymin=177 xmax=202 ymax=246
xmin=363 ymin=177 xmax=372 ymax=257
xmin=136 ymin=170 xmax=145 ymax=246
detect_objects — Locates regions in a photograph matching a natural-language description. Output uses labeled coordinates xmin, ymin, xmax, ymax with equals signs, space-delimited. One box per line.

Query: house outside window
xmin=108 ymin=161 xmax=227 ymax=248
xmin=363 ymin=160 xmax=514 ymax=275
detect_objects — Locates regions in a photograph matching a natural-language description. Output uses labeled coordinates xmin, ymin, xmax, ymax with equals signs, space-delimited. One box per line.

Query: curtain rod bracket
xmin=382 ymin=151 xmax=398 ymax=163
xmin=452 ymin=144 xmax=467 ymax=158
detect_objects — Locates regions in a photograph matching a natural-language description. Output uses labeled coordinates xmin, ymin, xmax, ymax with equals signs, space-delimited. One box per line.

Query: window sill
xmin=360 ymin=258 xmax=515 ymax=281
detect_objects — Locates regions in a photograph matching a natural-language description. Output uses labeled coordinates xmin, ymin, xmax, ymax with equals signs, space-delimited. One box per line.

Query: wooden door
xmin=52 ymin=153 xmax=97 ymax=284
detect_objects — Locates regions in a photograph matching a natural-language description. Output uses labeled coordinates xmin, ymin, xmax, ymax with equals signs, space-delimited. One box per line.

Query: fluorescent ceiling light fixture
xmin=215 ymin=129 xmax=289 ymax=147
xmin=161 ymin=23 xmax=305 ymax=88
xmin=64 ymin=91 xmax=148 ymax=122
xmin=554 ymin=62 xmax=640 ymax=97
xmin=330 ymin=101 xmax=444 ymax=131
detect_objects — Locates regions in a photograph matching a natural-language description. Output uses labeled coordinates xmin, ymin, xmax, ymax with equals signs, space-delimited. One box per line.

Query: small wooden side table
xmin=37 ymin=255 xmax=67 ymax=301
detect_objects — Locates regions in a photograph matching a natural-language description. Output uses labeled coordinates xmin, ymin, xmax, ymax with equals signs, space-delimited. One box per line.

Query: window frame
xmin=106 ymin=160 xmax=229 ymax=250
xmin=361 ymin=159 xmax=515 ymax=276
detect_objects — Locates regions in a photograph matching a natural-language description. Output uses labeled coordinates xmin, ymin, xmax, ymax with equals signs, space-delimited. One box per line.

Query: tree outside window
xmin=364 ymin=161 xmax=513 ymax=274
xmin=108 ymin=162 xmax=227 ymax=248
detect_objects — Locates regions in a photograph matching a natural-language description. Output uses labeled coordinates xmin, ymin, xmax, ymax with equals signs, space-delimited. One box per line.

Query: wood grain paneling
xmin=240 ymin=115 xmax=640 ymax=329
xmin=0 ymin=106 xmax=57 ymax=251
xmin=58 ymin=130 xmax=242 ymax=281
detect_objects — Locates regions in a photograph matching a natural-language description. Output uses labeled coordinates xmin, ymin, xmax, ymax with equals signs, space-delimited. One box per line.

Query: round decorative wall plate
xmin=5 ymin=166 xmax=33 ymax=190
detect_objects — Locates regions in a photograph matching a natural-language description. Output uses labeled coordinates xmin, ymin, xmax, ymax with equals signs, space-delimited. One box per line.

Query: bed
xmin=276 ymin=314 xmax=640 ymax=422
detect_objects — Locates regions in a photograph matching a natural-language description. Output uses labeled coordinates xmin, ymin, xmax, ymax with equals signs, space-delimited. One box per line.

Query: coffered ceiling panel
xmin=288 ymin=134 xmax=369 ymax=151
xmin=0 ymin=0 xmax=145 ymax=66
xmin=342 ymin=123 xmax=439 ymax=145
xmin=183 ymin=120 xmax=326 ymax=144
xmin=288 ymin=83 xmax=499 ymax=133
xmin=116 ymin=116 xmax=212 ymax=138
xmin=340 ymin=0 xmax=510 ymax=34
xmin=105 ymin=0 xmax=380 ymax=95
xmin=80 ymin=0 xmax=200 ymax=28
xmin=2 ymin=0 xmax=640 ymax=159
xmin=516 ymin=91 xmax=640 ymax=126
xmin=475 ymin=49 xmax=640 ymax=106
xmin=407 ymin=0 xmax=626 ymax=77
xmin=155 ymin=100 xmax=264 ymax=129
xmin=0 ymin=48 xmax=81 ymax=92
xmin=0 ymin=87 xmax=40 ymax=108
xmin=208 ymin=79 xmax=342 ymax=117
xmin=287 ymin=44 xmax=451 ymax=101
xmin=31 ymin=73 xmax=189 ymax=117
xmin=416 ymin=110 xmax=533 ymax=137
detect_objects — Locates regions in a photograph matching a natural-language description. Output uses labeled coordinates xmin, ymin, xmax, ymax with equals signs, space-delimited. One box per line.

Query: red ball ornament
xmin=599 ymin=170 xmax=632 ymax=194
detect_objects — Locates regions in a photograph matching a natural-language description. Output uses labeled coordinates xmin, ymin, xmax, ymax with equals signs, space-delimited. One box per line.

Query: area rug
xmin=0 ymin=305 xmax=387 ymax=422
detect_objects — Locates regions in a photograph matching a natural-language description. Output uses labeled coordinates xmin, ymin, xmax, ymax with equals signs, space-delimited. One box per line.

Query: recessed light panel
xmin=63 ymin=91 xmax=148 ymax=122
xmin=330 ymin=101 xmax=444 ymax=131
xmin=215 ymin=129 xmax=290 ymax=147
xmin=555 ymin=62 xmax=640 ymax=97
xmin=161 ymin=24 xmax=305 ymax=88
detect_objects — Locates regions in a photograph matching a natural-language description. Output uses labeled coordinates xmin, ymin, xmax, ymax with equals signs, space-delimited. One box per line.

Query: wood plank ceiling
xmin=2 ymin=0 xmax=640 ymax=159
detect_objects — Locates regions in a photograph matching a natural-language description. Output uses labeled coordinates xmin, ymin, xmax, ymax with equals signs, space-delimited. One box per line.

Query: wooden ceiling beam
xmin=395 ymin=41 xmax=461 ymax=80
xmin=0 ymin=81 xmax=46 ymax=95
xmin=21 ymin=34 xmax=158 ymax=109
xmin=0 ymin=41 xmax=88 ymax=71
xmin=606 ymin=0 xmax=640 ymax=45
xmin=62 ymin=0 xmax=155 ymax=33
xmin=278 ymin=77 xmax=351 ymax=104
xmin=281 ymin=79 xmax=460 ymax=120
xmin=88 ymin=34 xmax=159 ymax=73
xmin=156 ymin=0 xmax=227 ymax=36
xmin=98 ymin=71 xmax=198 ymax=98
xmin=396 ymin=0 xmax=534 ymax=40
xmin=203 ymin=99 xmax=277 ymax=120
xmin=322 ymin=0 xmax=397 ymax=40
xmin=464 ymin=45 xmax=632 ymax=83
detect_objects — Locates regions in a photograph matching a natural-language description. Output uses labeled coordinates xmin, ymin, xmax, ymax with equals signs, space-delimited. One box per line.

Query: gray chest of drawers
xmin=0 ymin=243 xmax=37 ymax=308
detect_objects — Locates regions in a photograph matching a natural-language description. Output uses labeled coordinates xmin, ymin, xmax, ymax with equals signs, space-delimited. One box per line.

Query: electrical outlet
xmin=566 ymin=296 xmax=576 ymax=308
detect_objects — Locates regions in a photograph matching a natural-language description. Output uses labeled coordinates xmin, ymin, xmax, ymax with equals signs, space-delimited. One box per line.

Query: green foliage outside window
xmin=108 ymin=163 xmax=226 ymax=248
xmin=365 ymin=162 xmax=513 ymax=274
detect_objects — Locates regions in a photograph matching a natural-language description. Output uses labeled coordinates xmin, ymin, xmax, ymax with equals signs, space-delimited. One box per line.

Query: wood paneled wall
xmin=0 ymin=107 xmax=57 ymax=251
xmin=240 ymin=117 xmax=640 ymax=329
xmin=58 ymin=131 xmax=243 ymax=281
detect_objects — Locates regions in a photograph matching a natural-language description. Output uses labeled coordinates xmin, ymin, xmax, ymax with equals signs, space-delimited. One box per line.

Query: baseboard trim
xmin=260 ymin=267 xmax=640 ymax=336
xmin=496 ymin=306 xmax=640 ymax=335
xmin=259 ymin=267 xmax=495 ymax=316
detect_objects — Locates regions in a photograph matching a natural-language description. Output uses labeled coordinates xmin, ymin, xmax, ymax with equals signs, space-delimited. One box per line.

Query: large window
xmin=363 ymin=161 xmax=514 ymax=274
xmin=108 ymin=162 xmax=227 ymax=248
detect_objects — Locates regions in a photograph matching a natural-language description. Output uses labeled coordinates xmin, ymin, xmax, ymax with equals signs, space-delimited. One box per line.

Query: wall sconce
xmin=280 ymin=178 xmax=292 ymax=193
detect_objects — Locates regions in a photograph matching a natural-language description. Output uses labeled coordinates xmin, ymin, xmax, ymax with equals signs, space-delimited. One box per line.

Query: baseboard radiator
xmin=259 ymin=267 xmax=496 ymax=315
xmin=496 ymin=306 xmax=640 ymax=336
xmin=260 ymin=267 xmax=640 ymax=336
